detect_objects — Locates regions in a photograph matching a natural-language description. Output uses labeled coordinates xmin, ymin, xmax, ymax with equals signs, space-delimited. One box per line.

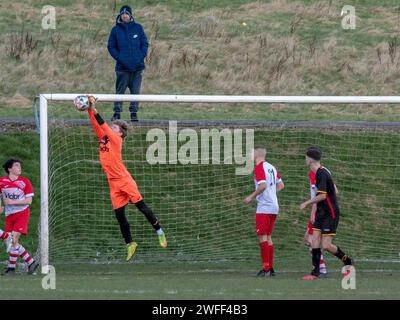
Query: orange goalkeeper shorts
xmin=108 ymin=176 xmax=143 ymax=209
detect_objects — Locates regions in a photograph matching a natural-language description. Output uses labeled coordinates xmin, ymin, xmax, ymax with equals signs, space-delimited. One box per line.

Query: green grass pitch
xmin=0 ymin=261 xmax=399 ymax=300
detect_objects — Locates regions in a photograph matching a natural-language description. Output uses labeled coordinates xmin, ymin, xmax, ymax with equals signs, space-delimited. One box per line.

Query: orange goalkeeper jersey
xmin=88 ymin=109 xmax=130 ymax=180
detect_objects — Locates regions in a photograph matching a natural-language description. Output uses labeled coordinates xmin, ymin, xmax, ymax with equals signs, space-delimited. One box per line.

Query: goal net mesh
xmin=45 ymin=103 xmax=400 ymax=264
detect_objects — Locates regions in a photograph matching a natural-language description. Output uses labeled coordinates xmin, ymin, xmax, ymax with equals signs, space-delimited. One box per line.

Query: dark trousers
xmin=114 ymin=70 xmax=143 ymax=114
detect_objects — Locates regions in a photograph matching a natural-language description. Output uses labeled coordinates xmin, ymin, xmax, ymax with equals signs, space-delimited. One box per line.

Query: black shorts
xmin=312 ymin=211 xmax=339 ymax=236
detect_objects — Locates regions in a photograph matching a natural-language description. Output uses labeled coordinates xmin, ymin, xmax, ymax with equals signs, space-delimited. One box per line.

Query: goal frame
xmin=39 ymin=94 xmax=400 ymax=273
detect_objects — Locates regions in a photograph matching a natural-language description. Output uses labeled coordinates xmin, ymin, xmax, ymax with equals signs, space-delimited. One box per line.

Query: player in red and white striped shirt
xmin=0 ymin=159 xmax=39 ymax=276
xmin=305 ymin=170 xmax=327 ymax=275
xmin=244 ymin=145 xmax=284 ymax=277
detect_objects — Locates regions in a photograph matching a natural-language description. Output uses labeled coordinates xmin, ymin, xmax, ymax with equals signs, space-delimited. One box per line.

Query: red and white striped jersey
xmin=254 ymin=161 xmax=282 ymax=214
xmin=0 ymin=176 xmax=34 ymax=217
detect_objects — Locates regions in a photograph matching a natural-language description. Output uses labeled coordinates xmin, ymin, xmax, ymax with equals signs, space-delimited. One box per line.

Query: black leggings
xmin=134 ymin=200 xmax=161 ymax=231
xmin=115 ymin=206 xmax=132 ymax=244
xmin=114 ymin=200 xmax=161 ymax=244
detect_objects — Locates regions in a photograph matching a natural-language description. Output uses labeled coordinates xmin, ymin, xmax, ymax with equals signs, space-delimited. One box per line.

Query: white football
xmin=73 ymin=95 xmax=90 ymax=111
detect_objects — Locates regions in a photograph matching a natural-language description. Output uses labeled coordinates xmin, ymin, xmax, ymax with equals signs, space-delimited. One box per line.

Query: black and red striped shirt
xmin=315 ymin=167 xmax=339 ymax=218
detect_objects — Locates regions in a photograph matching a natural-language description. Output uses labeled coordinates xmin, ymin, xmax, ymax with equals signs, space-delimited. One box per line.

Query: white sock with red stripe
xmin=0 ymin=229 xmax=9 ymax=240
xmin=17 ymin=245 xmax=33 ymax=266
xmin=8 ymin=246 xmax=19 ymax=269
xmin=320 ymin=253 xmax=327 ymax=274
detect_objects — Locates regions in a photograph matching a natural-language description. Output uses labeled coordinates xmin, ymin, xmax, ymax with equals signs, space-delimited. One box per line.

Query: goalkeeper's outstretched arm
xmin=87 ymin=98 xmax=105 ymax=139
xmin=87 ymin=97 xmax=119 ymax=142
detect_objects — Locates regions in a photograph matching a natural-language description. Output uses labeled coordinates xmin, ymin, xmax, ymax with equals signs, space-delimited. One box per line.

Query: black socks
xmin=312 ymin=248 xmax=321 ymax=275
xmin=115 ymin=206 xmax=132 ymax=244
xmin=114 ymin=201 xmax=161 ymax=244
xmin=335 ymin=247 xmax=352 ymax=265
xmin=135 ymin=200 xmax=161 ymax=231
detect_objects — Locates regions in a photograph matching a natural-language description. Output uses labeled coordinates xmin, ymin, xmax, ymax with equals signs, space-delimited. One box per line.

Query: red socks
xmin=259 ymin=242 xmax=275 ymax=271
xmin=260 ymin=242 xmax=270 ymax=271
xmin=269 ymin=245 xmax=274 ymax=270
xmin=260 ymin=242 xmax=269 ymax=271
xmin=0 ymin=230 xmax=9 ymax=240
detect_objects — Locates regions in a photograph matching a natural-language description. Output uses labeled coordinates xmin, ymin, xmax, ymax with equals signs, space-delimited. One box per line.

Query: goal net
xmin=40 ymin=95 xmax=400 ymax=267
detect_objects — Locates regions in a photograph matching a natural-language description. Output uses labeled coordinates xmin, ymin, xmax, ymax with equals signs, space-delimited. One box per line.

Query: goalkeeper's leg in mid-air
xmin=115 ymin=199 xmax=167 ymax=262
xmin=110 ymin=172 xmax=168 ymax=258
xmin=108 ymin=164 xmax=168 ymax=261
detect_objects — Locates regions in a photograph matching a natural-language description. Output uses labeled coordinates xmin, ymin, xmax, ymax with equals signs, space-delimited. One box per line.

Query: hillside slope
xmin=1 ymin=0 xmax=400 ymax=121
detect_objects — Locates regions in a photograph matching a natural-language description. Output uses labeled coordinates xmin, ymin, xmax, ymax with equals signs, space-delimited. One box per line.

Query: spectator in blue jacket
xmin=107 ymin=5 xmax=148 ymax=122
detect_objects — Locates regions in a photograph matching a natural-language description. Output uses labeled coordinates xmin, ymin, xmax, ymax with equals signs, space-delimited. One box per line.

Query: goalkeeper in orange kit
xmin=86 ymin=96 xmax=167 ymax=261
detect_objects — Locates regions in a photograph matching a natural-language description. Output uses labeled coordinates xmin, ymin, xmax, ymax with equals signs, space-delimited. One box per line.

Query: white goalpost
xmin=39 ymin=94 xmax=400 ymax=274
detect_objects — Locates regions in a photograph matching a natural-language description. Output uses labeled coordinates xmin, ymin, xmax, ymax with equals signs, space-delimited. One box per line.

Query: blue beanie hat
xmin=120 ymin=5 xmax=133 ymax=17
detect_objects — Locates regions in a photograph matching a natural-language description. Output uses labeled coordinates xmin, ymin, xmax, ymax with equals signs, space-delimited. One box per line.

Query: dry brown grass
xmin=136 ymin=0 xmax=345 ymax=97
xmin=237 ymin=0 xmax=338 ymax=20
xmin=1 ymin=0 xmax=400 ymax=120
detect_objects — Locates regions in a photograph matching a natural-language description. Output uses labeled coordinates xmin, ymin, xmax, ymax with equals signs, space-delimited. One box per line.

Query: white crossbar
xmin=42 ymin=94 xmax=400 ymax=104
